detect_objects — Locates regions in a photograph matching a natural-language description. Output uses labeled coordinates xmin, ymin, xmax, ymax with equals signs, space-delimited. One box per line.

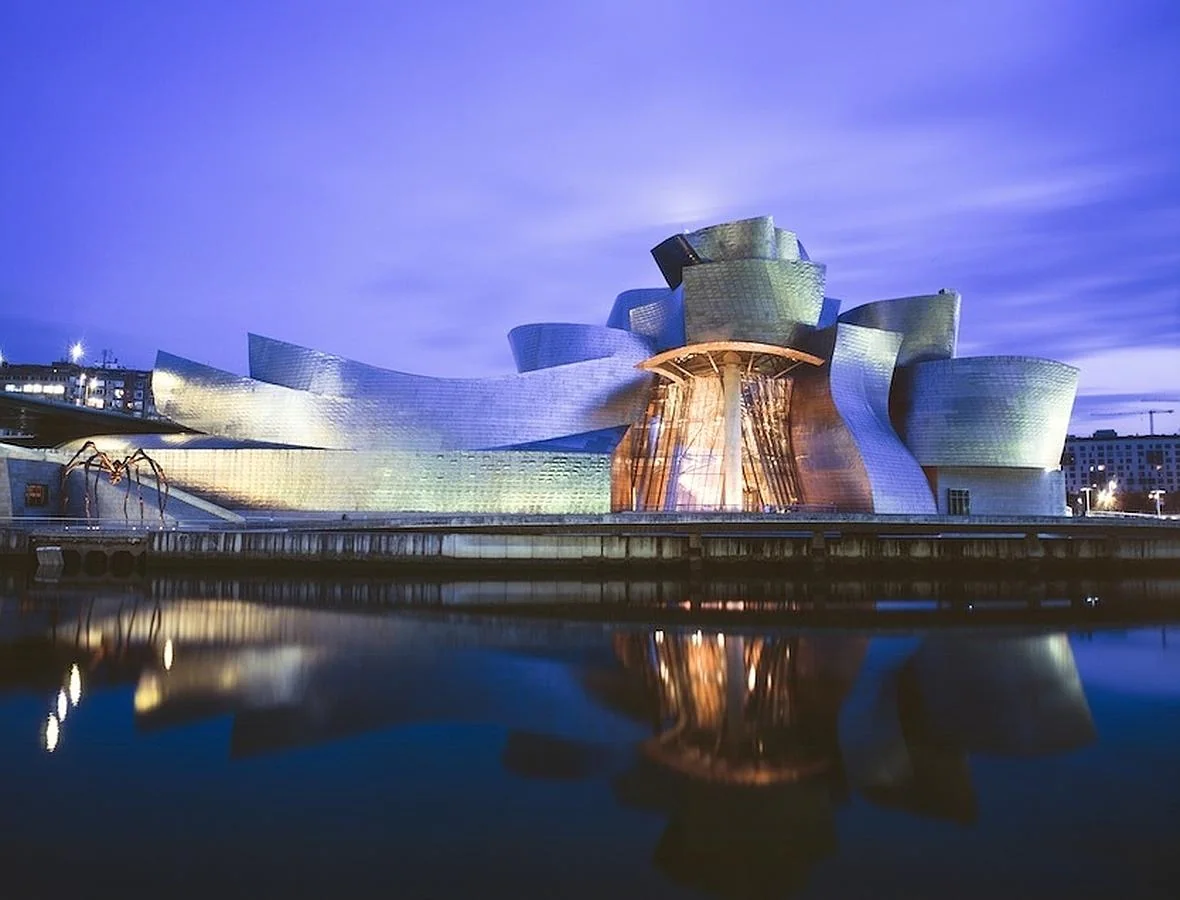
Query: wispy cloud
xmin=0 ymin=0 xmax=1176 ymax=406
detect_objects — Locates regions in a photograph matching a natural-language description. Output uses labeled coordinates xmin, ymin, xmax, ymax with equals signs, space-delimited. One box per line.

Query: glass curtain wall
xmin=611 ymin=370 xmax=802 ymax=512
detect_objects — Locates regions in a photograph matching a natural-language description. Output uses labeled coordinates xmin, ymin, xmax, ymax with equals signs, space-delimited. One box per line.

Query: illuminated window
xmin=947 ymin=488 xmax=970 ymax=516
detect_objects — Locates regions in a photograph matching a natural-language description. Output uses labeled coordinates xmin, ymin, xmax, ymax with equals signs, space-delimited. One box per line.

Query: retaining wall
xmin=4 ymin=517 xmax=1179 ymax=574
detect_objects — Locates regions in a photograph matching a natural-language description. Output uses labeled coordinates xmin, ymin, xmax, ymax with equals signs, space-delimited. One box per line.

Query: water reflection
xmin=840 ymin=634 xmax=1095 ymax=822
xmin=0 ymin=589 xmax=1162 ymax=898
xmin=619 ymin=631 xmax=865 ymax=785
xmin=594 ymin=629 xmax=1098 ymax=895
xmin=603 ymin=631 xmax=865 ymax=896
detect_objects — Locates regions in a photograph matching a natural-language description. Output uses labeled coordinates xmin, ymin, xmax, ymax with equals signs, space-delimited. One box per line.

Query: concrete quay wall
xmin=3 ymin=516 xmax=1179 ymax=573
xmin=141 ymin=528 xmax=1180 ymax=568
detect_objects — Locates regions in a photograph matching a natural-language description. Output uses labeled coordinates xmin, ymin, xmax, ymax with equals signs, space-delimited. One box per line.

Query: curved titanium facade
xmin=926 ymin=467 xmax=1068 ymax=516
xmin=788 ymin=357 xmax=875 ymax=512
xmin=607 ymin=288 xmax=676 ymax=330
xmin=117 ymin=212 xmax=1079 ymax=517
xmin=672 ymin=214 xmax=827 ymax=346
xmin=606 ymin=287 xmax=685 ymax=349
xmin=683 ymin=216 xmax=778 ymax=261
xmin=649 ymin=215 xmax=806 ymax=288
xmin=71 ymin=446 xmax=613 ymax=514
xmin=838 ymin=292 xmax=961 ymax=366
xmin=506 ymin=323 xmax=653 ymax=373
xmin=775 ymin=228 xmax=804 ymax=261
xmin=895 ymin=356 xmax=1079 ymax=468
xmin=628 ymin=293 xmax=685 ymax=350
xmin=157 ymin=344 xmax=652 ymax=452
xmin=650 ymin=234 xmax=702 ymax=289
xmin=828 ymin=324 xmax=936 ymax=514
xmin=682 ymin=259 xmax=826 ymax=346
xmin=818 ymin=297 xmax=842 ymax=328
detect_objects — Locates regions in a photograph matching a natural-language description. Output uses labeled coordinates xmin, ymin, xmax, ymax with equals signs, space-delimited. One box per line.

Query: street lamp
xmin=1083 ymin=463 xmax=1106 ymax=515
xmin=69 ymin=342 xmax=84 ymax=364
xmin=1096 ymin=478 xmax=1118 ymax=511
xmin=1149 ymin=489 xmax=1166 ymax=517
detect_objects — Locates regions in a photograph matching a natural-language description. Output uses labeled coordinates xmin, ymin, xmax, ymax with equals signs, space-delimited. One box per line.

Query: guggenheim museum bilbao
xmin=6 ymin=215 xmax=1080 ymax=519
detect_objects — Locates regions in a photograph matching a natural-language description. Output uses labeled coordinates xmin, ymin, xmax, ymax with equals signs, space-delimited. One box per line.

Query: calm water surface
xmin=2 ymin=585 xmax=1179 ymax=899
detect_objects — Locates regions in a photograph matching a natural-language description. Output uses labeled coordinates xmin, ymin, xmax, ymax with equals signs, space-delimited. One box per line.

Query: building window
xmin=25 ymin=483 xmax=48 ymax=507
xmin=947 ymin=488 xmax=971 ymax=516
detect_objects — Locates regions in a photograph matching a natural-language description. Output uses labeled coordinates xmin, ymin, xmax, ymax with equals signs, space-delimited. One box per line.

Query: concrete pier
xmin=3 ymin=513 xmax=1179 ymax=574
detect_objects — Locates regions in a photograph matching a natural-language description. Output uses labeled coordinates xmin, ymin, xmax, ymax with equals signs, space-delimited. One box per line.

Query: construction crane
xmin=1090 ymin=408 xmax=1175 ymax=435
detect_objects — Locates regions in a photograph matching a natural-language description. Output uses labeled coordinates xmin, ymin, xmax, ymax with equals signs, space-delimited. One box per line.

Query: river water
xmin=2 ymin=578 xmax=1178 ymax=899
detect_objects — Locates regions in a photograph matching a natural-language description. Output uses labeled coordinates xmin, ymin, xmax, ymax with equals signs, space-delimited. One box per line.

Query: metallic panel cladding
xmin=506 ymin=323 xmax=653 ymax=373
xmin=838 ymin=292 xmax=961 ymax=366
xmin=649 ymin=215 xmax=807 ymax=288
xmin=607 ymin=288 xmax=675 ymax=330
xmin=827 ymin=324 xmax=937 ymax=514
xmin=627 ymin=291 xmax=685 ymax=350
xmin=156 ymin=344 xmax=653 ymax=452
xmin=606 ymin=288 xmax=687 ymax=350
xmin=57 ymin=433 xmax=309 ymax=451
xmin=683 ymin=216 xmax=777 ymax=261
xmin=928 ymin=467 xmax=1068 ymax=516
xmin=74 ymin=446 xmax=613 ymax=514
xmin=895 ymin=356 xmax=1079 ymax=468
xmin=487 ymin=426 xmax=629 ymax=454
xmin=774 ymin=228 xmax=803 ymax=261
xmin=130 ymin=213 xmax=1085 ymax=519
xmin=681 ymin=258 xmax=826 ymax=346
xmin=818 ymin=297 xmax=842 ymax=328
xmin=650 ymin=235 xmax=702 ymax=288
xmin=788 ymin=329 xmax=874 ymax=512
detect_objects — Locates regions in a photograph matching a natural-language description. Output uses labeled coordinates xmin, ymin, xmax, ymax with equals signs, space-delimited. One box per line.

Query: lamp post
xmin=1084 ymin=463 xmax=1105 ymax=515
xmin=1149 ymin=489 xmax=1166 ymax=517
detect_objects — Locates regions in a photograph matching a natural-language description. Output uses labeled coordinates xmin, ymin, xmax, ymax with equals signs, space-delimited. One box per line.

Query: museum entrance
xmin=611 ymin=342 xmax=823 ymax=512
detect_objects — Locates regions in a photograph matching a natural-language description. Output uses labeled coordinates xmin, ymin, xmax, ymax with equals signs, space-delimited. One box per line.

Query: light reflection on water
xmin=1 ymin=582 xmax=1179 ymax=899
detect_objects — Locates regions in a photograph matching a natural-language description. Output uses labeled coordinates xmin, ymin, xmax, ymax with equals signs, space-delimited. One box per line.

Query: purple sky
xmin=2 ymin=0 xmax=1178 ymax=435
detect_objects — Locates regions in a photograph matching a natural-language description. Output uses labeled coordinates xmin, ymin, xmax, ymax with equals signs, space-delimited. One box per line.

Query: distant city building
xmin=1 ymin=356 xmax=155 ymax=417
xmin=2 ymin=215 xmax=1083 ymax=519
xmin=1063 ymin=431 xmax=1178 ymax=506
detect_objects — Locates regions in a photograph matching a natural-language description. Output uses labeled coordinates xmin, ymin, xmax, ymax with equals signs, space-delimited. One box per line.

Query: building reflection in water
xmin=838 ymin=633 xmax=1096 ymax=823
xmin=624 ymin=630 xmax=867 ymax=786
xmin=10 ymin=595 xmax=1100 ymax=898
xmin=600 ymin=628 xmax=1096 ymax=897
xmin=91 ymin=600 xmax=641 ymax=758
xmin=604 ymin=631 xmax=866 ymax=897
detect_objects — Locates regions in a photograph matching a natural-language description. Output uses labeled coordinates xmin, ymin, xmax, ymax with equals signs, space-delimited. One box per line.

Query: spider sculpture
xmin=60 ymin=442 xmax=171 ymax=523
